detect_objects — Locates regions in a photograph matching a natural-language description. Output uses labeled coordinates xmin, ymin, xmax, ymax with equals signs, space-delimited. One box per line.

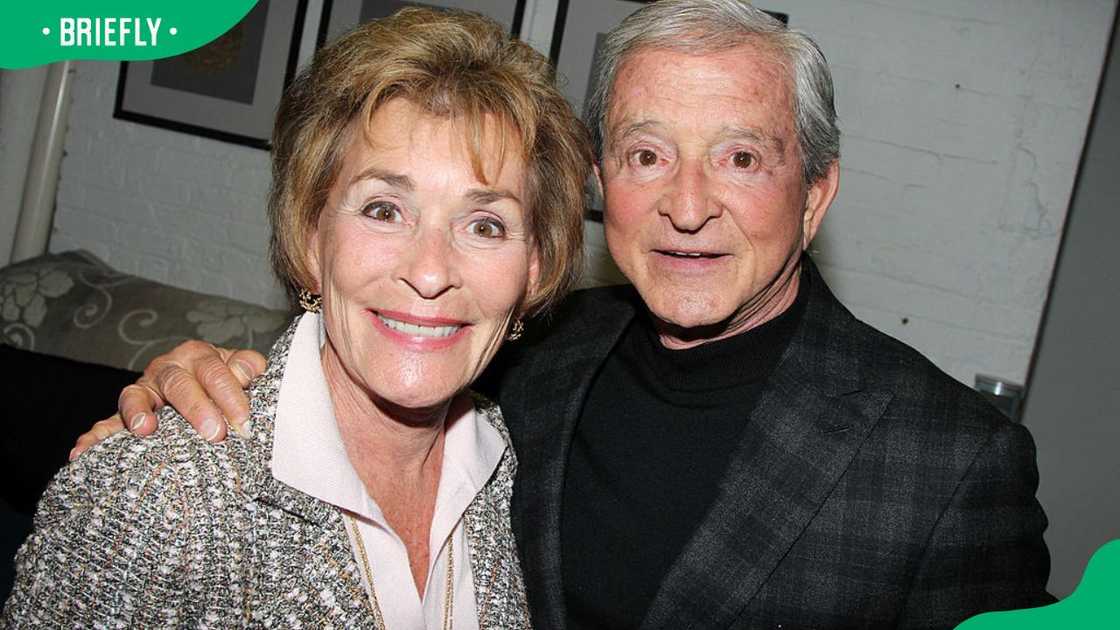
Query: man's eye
xmin=362 ymin=201 xmax=401 ymax=222
xmin=732 ymin=151 xmax=754 ymax=168
xmin=633 ymin=149 xmax=658 ymax=167
xmin=468 ymin=218 xmax=506 ymax=239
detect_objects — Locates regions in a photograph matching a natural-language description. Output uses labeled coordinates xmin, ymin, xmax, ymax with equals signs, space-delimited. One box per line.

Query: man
xmin=76 ymin=1 xmax=1053 ymax=627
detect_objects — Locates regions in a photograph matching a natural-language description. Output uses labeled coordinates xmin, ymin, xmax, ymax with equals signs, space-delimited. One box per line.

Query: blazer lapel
xmin=641 ymin=261 xmax=893 ymax=629
xmin=507 ymin=287 xmax=638 ymax=629
xmin=223 ymin=327 xmax=377 ymax=626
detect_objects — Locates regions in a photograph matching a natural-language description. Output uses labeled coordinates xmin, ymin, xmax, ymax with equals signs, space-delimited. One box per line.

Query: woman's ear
xmin=305 ymin=222 xmax=323 ymax=293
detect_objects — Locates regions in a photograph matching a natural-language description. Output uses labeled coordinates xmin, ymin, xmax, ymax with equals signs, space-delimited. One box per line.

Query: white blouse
xmin=270 ymin=313 xmax=506 ymax=629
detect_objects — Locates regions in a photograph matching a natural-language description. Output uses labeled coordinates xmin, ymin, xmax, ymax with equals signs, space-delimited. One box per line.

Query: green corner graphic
xmin=1 ymin=1 xmax=259 ymax=69
xmin=957 ymin=539 xmax=1120 ymax=628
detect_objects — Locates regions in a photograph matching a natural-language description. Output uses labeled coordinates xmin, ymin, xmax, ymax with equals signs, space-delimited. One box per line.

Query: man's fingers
xmin=70 ymin=415 xmax=127 ymax=460
xmin=211 ymin=348 xmax=264 ymax=433
xmin=118 ymin=384 xmax=162 ymax=436
xmin=220 ymin=349 xmax=267 ymax=387
xmin=154 ymin=364 xmax=228 ymax=443
xmin=196 ymin=350 xmax=254 ymax=434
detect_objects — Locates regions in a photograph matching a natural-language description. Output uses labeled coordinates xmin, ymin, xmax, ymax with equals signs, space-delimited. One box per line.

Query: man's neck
xmin=655 ymin=261 xmax=802 ymax=350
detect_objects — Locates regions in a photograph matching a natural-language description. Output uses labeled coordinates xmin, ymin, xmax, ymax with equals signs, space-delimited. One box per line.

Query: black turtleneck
xmin=561 ymin=276 xmax=808 ymax=629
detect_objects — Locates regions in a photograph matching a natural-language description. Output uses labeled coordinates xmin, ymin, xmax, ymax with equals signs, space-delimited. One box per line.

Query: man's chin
xmin=638 ymin=290 xmax=730 ymax=327
xmin=644 ymin=302 xmax=741 ymax=347
xmin=653 ymin=310 xmax=728 ymax=330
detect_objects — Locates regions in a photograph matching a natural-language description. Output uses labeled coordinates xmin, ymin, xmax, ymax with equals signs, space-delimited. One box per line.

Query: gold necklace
xmin=346 ymin=514 xmax=455 ymax=630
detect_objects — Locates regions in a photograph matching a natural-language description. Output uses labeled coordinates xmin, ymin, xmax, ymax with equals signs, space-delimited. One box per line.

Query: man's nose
xmin=397 ymin=226 xmax=462 ymax=299
xmin=660 ymin=160 xmax=721 ymax=232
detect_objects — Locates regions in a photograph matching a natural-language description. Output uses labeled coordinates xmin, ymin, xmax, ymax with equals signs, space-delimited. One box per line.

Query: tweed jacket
xmin=490 ymin=256 xmax=1053 ymax=630
xmin=3 ymin=320 xmax=531 ymax=629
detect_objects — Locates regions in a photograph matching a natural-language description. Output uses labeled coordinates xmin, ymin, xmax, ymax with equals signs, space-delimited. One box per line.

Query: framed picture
xmin=317 ymin=0 xmax=527 ymax=46
xmin=550 ymin=0 xmax=788 ymax=220
xmin=114 ymin=0 xmax=308 ymax=150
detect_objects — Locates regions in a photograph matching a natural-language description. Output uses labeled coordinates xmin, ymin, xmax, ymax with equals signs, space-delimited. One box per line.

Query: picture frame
xmin=114 ymin=0 xmax=308 ymax=150
xmin=550 ymin=0 xmax=789 ymax=220
xmin=317 ymin=0 xmax=527 ymax=47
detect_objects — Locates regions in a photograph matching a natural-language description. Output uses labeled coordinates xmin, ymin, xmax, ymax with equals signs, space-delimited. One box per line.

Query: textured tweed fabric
xmin=2 ymin=319 xmax=531 ymax=628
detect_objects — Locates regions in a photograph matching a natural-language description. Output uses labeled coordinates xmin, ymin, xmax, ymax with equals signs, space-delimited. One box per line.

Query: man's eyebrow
xmin=610 ymin=120 xmax=662 ymax=144
xmin=607 ymin=121 xmax=787 ymax=158
xmin=722 ymin=125 xmax=787 ymax=156
xmin=350 ymin=167 xmax=414 ymax=191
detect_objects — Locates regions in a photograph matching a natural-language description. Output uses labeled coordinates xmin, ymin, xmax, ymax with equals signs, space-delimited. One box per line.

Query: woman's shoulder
xmin=41 ymin=407 xmax=254 ymax=528
xmin=7 ymin=410 xmax=259 ymax=625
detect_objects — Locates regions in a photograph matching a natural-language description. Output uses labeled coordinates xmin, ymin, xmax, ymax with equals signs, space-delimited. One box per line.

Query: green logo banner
xmin=0 ymin=1 xmax=260 ymax=69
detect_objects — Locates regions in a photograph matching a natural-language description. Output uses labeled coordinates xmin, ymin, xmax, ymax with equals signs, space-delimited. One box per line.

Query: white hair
xmin=585 ymin=0 xmax=840 ymax=184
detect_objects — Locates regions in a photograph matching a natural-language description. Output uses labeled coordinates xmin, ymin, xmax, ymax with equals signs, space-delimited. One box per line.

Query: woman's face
xmin=308 ymin=98 xmax=538 ymax=411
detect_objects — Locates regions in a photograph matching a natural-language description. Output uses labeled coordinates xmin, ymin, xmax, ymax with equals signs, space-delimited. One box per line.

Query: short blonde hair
xmin=269 ymin=8 xmax=592 ymax=315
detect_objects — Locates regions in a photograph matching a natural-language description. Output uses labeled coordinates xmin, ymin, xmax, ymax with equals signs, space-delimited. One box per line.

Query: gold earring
xmin=298 ymin=289 xmax=322 ymax=313
xmin=507 ymin=318 xmax=524 ymax=341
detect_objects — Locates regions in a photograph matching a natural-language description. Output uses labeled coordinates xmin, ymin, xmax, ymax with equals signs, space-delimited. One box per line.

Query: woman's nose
xmin=396 ymin=227 xmax=462 ymax=299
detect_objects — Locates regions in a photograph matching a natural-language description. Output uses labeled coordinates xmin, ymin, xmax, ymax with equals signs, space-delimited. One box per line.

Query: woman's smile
xmin=369 ymin=309 xmax=470 ymax=350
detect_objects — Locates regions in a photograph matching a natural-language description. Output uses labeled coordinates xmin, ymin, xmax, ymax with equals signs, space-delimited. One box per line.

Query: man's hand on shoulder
xmin=69 ymin=341 xmax=265 ymax=460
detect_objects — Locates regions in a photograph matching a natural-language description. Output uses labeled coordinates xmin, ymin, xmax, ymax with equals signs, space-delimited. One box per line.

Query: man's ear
xmin=801 ymin=161 xmax=840 ymax=249
xmin=592 ymin=161 xmax=605 ymax=202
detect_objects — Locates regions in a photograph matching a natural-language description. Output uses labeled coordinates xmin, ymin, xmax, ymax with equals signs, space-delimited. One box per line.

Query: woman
xmin=3 ymin=8 xmax=590 ymax=628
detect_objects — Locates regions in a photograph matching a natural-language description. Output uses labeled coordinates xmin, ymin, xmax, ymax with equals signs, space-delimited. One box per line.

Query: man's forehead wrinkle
xmin=603 ymin=45 xmax=799 ymax=166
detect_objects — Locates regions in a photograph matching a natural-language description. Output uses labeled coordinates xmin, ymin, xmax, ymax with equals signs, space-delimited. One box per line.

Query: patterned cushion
xmin=0 ymin=250 xmax=291 ymax=371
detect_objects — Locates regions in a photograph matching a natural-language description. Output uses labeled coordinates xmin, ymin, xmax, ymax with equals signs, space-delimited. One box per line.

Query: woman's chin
xmin=366 ymin=382 xmax=466 ymax=422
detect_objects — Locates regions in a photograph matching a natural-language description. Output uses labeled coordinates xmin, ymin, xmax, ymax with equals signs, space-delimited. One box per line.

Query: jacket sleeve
xmin=899 ymin=421 xmax=1055 ymax=628
xmin=1 ymin=434 xmax=196 ymax=627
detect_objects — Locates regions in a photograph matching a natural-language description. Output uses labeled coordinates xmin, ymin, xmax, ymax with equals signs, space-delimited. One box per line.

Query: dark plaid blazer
xmin=488 ymin=257 xmax=1053 ymax=629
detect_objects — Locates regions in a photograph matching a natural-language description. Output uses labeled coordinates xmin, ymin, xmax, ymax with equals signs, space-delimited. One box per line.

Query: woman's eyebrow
xmin=348 ymin=167 xmax=519 ymax=205
xmin=466 ymin=188 xmax=521 ymax=205
xmin=350 ymin=166 xmax=413 ymax=191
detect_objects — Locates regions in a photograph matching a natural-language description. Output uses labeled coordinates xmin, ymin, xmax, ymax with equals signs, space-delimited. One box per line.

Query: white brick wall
xmin=50 ymin=0 xmax=1116 ymax=386
xmin=769 ymin=0 xmax=1117 ymax=385
xmin=50 ymin=60 xmax=286 ymax=308
xmin=1 ymin=68 xmax=48 ymax=265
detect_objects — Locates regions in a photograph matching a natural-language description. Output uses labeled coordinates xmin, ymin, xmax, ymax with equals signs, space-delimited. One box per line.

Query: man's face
xmin=599 ymin=44 xmax=838 ymax=348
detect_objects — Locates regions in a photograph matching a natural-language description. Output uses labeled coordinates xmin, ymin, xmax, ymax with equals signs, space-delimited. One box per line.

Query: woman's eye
xmin=468 ymin=217 xmax=506 ymax=239
xmin=362 ymin=201 xmax=401 ymax=222
xmin=731 ymin=151 xmax=754 ymax=169
xmin=633 ymin=149 xmax=659 ymax=167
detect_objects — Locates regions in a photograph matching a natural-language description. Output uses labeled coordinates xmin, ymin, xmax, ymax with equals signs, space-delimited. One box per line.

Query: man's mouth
xmin=374 ymin=312 xmax=465 ymax=338
xmin=655 ymin=249 xmax=726 ymax=259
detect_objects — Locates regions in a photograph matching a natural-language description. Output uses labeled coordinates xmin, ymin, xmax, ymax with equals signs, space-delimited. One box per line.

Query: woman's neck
xmin=319 ymin=343 xmax=450 ymax=487
xmin=320 ymin=342 xmax=458 ymax=595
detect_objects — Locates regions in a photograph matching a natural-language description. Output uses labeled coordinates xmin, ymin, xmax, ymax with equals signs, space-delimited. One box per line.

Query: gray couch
xmin=0 ymin=250 xmax=291 ymax=371
xmin=0 ymin=250 xmax=293 ymax=603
